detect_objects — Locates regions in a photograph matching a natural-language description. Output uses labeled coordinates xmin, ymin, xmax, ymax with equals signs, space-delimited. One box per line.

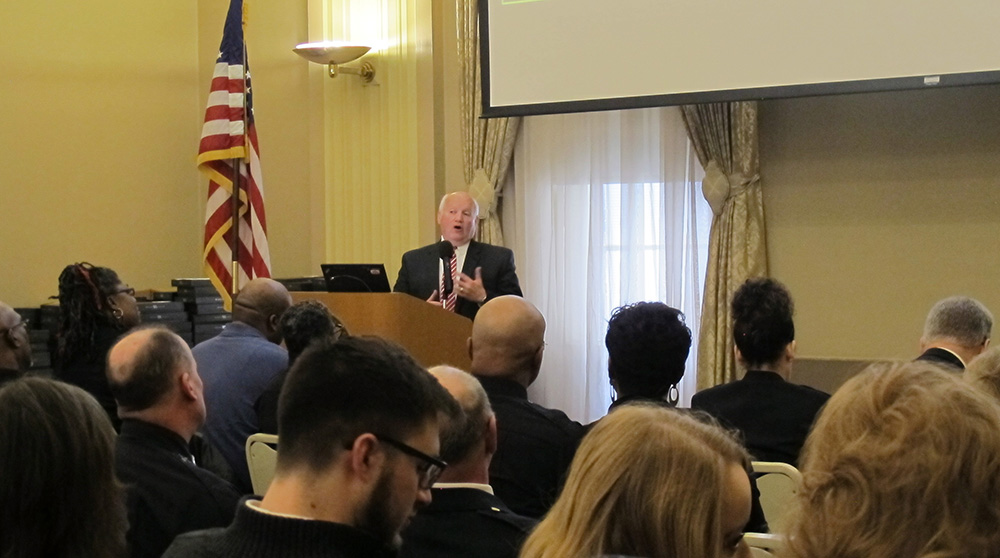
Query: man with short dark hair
xmin=401 ymin=366 xmax=536 ymax=558
xmin=917 ymin=296 xmax=993 ymax=370
xmin=469 ymin=295 xmax=584 ymax=518
xmin=604 ymin=301 xmax=691 ymax=409
xmin=107 ymin=326 xmax=241 ymax=558
xmin=0 ymin=302 xmax=32 ymax=386
xmin=164 ymin=336 xmax=458 ymax=558
xmin=193 ymin=277 xmax=293 ymax=491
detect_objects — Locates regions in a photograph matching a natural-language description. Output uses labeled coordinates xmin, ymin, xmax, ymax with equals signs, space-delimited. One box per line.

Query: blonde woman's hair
xmin=966 ymin=345 xmax=1000 ymax=403
xmin=520 ymin=404 xmax=749 ymax=558
xmin=783 ymin=361 xmax=1000 ymax=558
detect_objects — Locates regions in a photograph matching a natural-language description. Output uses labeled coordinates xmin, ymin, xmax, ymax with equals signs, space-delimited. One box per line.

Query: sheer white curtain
xmin=512 ymin=107 xmax=709 ymax=424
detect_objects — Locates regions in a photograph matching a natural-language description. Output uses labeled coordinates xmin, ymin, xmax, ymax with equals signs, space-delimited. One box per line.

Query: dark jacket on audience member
xmin=916 ymin=347 xmax=965 ymax=370
xmin=400 ymin=487 xmax=536 ymax=558
xmin=54 ymin=324 xmax=123 ymax=429
xmin=691 ymin=370 xmax=830 ymax=467
xmin=476 ymin=376 xmax=585 ymax=519
xmin=115 ymin=418 xmax=242 ymax=558
xmin=163 ymin=498 xmax=398 ymax=558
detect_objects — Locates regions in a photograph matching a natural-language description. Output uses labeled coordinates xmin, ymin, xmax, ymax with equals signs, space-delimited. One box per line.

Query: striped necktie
xmin=444 ymin=253 xmax=458 ymax=312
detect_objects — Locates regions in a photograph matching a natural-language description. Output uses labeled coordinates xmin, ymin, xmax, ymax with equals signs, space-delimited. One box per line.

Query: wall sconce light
xmin=293 ymin=41 xmax=376 ymax=83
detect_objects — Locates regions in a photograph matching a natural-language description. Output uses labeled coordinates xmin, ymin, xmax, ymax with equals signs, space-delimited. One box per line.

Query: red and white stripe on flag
xmin=197 ymin=0 xmax=270 ymax=310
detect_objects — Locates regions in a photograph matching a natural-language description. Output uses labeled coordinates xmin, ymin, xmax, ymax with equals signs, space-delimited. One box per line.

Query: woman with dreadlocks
xmin=54 ymin=262 xmax=140 ymax=429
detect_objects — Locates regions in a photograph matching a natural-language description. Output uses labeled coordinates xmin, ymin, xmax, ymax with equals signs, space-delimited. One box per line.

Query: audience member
xmin=783 ymin=362 xmax=1000 ymax=558
xmin=0 ymin=301 xmax=32 ymax=385
xmin=966 ymin=345 xmax=1000 ymax=402
xmin=916 ymin=295 xmax=993 ymax=370
xmin=401 ymin=365 xmax=536 ymax=558
xmin=55 ymin=262 xmax=141 ymax=428
xmin=519 ymin=404 xmax=752 ymax=558
xmin=193 ymin=277 xmax=292 ymax=492
xmin=605 ymin=301 xmax=691 ymax=409
xmin=255 ymin=299 xmax=349 ymax=435
xmin=692 ymin=278 xmax=829 ymax=466
xmin=0 ymin=377 xmax=127 ymax=558
xmin=164 ymin=336 xmax=458 ymax=558
xmin=394 ymin=191 xmax=522 ymax=320
xmin=107 ymin=326 xmax=242 ymax=558
xmin=469 ymin=295 xmax=585 ymax=518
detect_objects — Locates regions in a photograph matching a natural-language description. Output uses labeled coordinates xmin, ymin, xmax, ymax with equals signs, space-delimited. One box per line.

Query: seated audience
xmin=605 ymin=301 xmax=691 ymax=409
xmin=692 ymin=278 xmax=829 ymax=466
xmin=916 ymin=295 xmax=993 ymax=370
xmin=164 ymin=336 xmax=458 ymax=558
xmin=55 ymin=262 xmax=141 ymax=428
xmin=0 ymin=301 xmax=32 ymax=385
xmin=401 ymin=365 xmax=536 ymax=558
xmin=783 ymin=362 xmax=1000 ymax=558
xmin=107 ymin=326 xmax=242 ymax=558
xmin=519 ymin=404 xmax=752 ymax=558
xmin=193 ymin=277 xmax=292 ymax=493
xmin=966 ymin=345 xmax=1000 ymax=401
xmin=0 ymin=377 xmax=127 ymax=558
xmin=470 ymin=295 xmax=585 ymax=518
xmin=255 ymin=299 xmax=349 ymax=434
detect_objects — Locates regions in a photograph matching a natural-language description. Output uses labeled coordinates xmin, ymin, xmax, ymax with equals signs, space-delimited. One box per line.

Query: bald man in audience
xmin=917 ymin=296 xmax=993 ymax=370
xmin=468 ymin=295 xmax=585 ymax=518
xmin=192 ymin=278 xmax=293 ymax=492
xmin=107 ymin=326 xmax=241 ymax=558
xmin=0 ymin=302 xmax=32 ymax=386
xmin=401 ymin=366 xmax=536 ymax=558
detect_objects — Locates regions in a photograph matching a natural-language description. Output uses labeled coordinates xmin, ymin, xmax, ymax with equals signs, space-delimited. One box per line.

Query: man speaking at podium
xmin=394 ymin=191 xmax=522 ymax=321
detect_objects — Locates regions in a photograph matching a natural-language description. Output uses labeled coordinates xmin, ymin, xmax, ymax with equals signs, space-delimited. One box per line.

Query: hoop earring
xmin=112 ymin=307 xmax=124 ymax=322
xmin=665 ymin=383 xmax=679 ymax=407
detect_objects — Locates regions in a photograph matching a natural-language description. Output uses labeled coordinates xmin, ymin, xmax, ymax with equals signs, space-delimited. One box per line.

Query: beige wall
xmin=0 ymin=1 xmax=204 ymax=306
xmin=761 ymin=84 xmax=1000 ymax=360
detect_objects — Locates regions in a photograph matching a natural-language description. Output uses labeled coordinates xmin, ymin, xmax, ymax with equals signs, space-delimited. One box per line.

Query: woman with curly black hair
xmin=54 ymin=262 xmax=140 ymax=428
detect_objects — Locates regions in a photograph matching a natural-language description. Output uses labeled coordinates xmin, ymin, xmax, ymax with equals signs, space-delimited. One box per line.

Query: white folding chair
xmin=751 ymin=461 xmax=803 ymax=533
xmin=245 ymin=433 xmax=279 ymax=495
xmin=743 ymin=532 xmax=785 ymax=558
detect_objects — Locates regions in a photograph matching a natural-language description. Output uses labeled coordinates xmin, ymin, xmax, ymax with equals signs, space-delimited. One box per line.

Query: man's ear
xmin=785 ymin=340 xmax=797 ymax=361
xmin=179 ymin=372 xmax=198 ymax=401
xmin=484 ymin=415 xmax=498 ymax=458
xmin=347 ymin=433 xmax=384 ymax=482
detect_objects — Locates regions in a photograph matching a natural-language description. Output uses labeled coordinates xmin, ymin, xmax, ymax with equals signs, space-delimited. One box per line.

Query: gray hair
xmin=924 ymin=296 xmax=993 ymax=347
xmin=428 ymin=365 xmax=493 ymax=464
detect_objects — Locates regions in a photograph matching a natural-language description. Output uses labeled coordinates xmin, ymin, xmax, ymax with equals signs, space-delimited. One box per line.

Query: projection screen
xmin=480 ymin=0 xmax=1000 ymax=117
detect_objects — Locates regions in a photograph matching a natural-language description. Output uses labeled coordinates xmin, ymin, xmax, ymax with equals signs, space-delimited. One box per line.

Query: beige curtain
xmin=681 ymin=102 xmax=767 ymax=389
xmin=457 ymin=0 xmax=520 ymax=245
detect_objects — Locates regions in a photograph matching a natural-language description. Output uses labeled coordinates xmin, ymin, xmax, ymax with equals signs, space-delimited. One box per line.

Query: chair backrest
xmin=743 ymin=532 xmax=785 ymax=558
xmin=245 ymin=433 xmax=279 ymax=495
xmin=751 ymin=461 xmax=803 ymax=533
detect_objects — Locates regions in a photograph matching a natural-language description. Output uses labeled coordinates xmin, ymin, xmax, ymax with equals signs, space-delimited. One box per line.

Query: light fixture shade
xmin=293 ymin=42 xmax=371 ymax=66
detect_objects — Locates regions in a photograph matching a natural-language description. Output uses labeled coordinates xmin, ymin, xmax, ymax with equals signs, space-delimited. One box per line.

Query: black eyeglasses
xmin=112 ymin=287 xmax=136 ymax=297
xmin=376 ymin=435 xmax=447 ymax=489
xmin=0 ymin=317 xmax=29 ymax=335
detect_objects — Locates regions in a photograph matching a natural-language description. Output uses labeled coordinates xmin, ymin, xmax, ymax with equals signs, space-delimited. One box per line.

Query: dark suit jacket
xmin=393 ymin=240 xmax=522 ymax=320
xmin=916 ymin=347 xmax=965 ymax=370
xmin=477 ymin=376 xmax=585 ymax=519
xmin=115 ymin=419 xmax=242 ymax=558
xmin=690 ymin=370 xmax=830 ymax=467
xmin=400 ymin=487 xmax=536 ymax=558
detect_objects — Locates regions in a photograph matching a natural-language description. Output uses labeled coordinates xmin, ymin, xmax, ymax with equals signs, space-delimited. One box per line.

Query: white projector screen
xmin=480 ymin=0 xmax=1000 ymax=117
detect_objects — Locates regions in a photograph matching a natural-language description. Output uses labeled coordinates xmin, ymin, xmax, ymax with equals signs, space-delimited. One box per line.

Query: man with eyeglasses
xmin=0 ymin=302 xmax=32 ymax=386
xmin=165 ymin=336 xmax=459 ymax=558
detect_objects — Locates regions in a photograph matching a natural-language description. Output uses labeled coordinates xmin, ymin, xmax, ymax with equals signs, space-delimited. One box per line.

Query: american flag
xmin=197 ymin=0 xmax=271 ymax=310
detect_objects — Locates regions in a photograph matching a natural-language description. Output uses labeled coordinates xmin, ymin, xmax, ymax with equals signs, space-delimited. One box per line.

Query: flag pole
xmin=230 ymin=158 xmax=242 ymax=297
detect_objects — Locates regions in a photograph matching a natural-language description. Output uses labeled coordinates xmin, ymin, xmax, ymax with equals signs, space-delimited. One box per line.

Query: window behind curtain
xmin=513 ymin=107 xmax=709 ymax=423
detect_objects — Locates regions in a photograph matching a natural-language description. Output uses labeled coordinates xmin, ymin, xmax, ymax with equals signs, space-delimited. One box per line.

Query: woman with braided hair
xmin=54 ymin=262 xmax=140 ymax=428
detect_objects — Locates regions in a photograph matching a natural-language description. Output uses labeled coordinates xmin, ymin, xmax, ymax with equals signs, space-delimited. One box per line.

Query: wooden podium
xmin=289 ymin=292 xmax=472 ymax=369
